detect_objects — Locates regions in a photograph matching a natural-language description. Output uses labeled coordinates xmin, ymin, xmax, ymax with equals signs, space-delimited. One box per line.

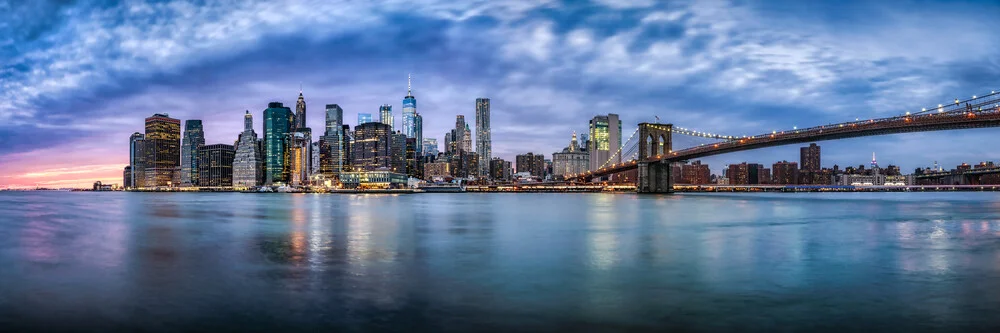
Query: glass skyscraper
xmin=263 ymin=102 xmax=294 ymax=185
xmin=180 ymin=119 xmax=205 ymax=186
xmin=322 ymin=104 xmax=346 ymax=177
xmin=475 ymin=98 xmax=491 ymax=178
xmin=588 ymin=114 xmax=622 ymax=172
xmin=379 ymin=104 xmax=393 ymax=131
xmin=402 ymin=74 xmax=416 ymax=138
xmin=358 ymin=113 xmax=372 ymax=125
xmin=144 ymin=113 xmax=181 ymax=187
xmin=414 ymin=113 xmax=423 ymax=156
xmin=233 ymin=111 xmax=263 ymax=188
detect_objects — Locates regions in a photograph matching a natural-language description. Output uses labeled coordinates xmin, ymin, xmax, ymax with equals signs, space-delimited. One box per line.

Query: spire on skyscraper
xmin=407 ymin=73 xmax=412 ymax=96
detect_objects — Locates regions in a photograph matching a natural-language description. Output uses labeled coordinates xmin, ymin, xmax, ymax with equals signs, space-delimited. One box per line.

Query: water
xmin=3 ymin=192 xmax=1000 ymax=331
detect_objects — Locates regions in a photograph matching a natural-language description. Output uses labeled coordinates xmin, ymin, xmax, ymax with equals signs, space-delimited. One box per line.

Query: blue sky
xmin=1 ymin=0 xmax=999 ymax=187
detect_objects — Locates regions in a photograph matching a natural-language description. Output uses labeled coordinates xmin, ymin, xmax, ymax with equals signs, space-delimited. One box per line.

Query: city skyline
xmin=3 ymin=0 xmax=1000 ymax=188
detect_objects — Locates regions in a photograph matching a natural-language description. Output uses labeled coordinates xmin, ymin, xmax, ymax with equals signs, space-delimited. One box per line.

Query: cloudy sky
xmin=2 ymin=0 xmax=999 ymax=188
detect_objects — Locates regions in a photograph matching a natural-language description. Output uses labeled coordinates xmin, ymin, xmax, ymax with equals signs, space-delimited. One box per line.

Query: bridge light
xmin=793 ymin=126 xmax=797 ymax=130
xmin=922 ymin=108 xmax=927 ymax=112
xmin=973 ymin=95 xmax=977 ymax=99
xmin=955 ymin=99 xmax=959 ymax=105
xmin=906 ymin=111 xmax=910 ymax=115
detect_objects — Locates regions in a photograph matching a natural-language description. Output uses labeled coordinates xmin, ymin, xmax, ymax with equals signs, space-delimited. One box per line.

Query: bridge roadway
xmin=576 ymin=92 xmax=1000 ymax=182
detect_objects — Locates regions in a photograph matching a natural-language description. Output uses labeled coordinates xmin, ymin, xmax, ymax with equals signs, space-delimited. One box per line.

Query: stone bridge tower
xmin=637 ymin=123 xmax=673 ymax=193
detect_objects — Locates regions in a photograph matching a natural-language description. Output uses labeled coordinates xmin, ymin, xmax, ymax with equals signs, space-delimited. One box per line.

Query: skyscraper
xmin=144 ymin=113 xmax=181 ymax=187
xmin=294 ymin=90 xmax=307 ymax=130
xmin=129 ymin=132 xmax=146 ymax=188
xmin=475 ymin=98 xmax=491 ymax=177
xmin=454 ymin=115 xmax=467 ymax=153
xmin=379 ymin=104 xmax=393 ymax=131
xmin=402 ymin=74 xmax=417 ymax=138
xmin=516 ymin=152 xmax=546 ymax=178
xmin=588 ymin=114 xmax=622 ymax=171
xmin=358 ymin=113 xmax=372 ymax=125
xmin=462 ymin=123 xmax=472 ymax=153
xmin=800 ymin=143 xmax=821 ymax=171
xmin=391 ymin=131 xmax=407 ymax=173
xmin=234 ymin=111 xmax=263 ymax=188
xmin=552 ymin=132 xmax=589 ymax=178
xmin=180 ymin=119 xmax=205 ymax=186
xmin=422 ymin=138 xmax=439 ymax=156
xmin=322 ymin=104 xmax=346 ymax=177
xmin=351 ymin=122 xmax=392 ymax=171
xmin=287 ymin=130 xmax=311 ymax=185
xmin=198 ymin=144 xmax=235 ymax=187
xmin=414 ymin=113 xmax=423 ymax=156
xmin=263 ymin=102 xmax=294 ymax=185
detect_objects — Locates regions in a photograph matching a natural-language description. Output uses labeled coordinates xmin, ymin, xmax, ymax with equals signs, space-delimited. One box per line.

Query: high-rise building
xmin=358 ymin=113 xmax=372 ymax=125
xmin=475 ymin=98 xmax=491 ymax=178
xmin=405 ymin=138 xmax=419 ymax=179
xmin=454 ymin=115 xmax=467 ymax=153
xmin=234 ymin=111 xmax=263 ymax=188
xmin=351 ymin=122 xmax=392 ymax=171
xmin=391 ymin=131 xmax=407 ymax=173
xmin=414 ymin=113 xmax=423 ymax=156
xmin=198 ymin=144 xmax=235 ymax=187
xmin=287 ymin=129 xmax=312 ymax=185
xmin=589 ymin=114 xmax=622 ymax=171
xmin=144 ymin=113 xmax=181 ymax=187
xmin=180 ymin=120 xmax=205 ymax=186
xmin=516 ymin=152 xmax=546 ymax=178
xmin=681 ymin=160 xmax=711 ymax=184
xmin=422 ymin=138 xmax=439 ymax=157
xmin=379 ymin=104 xmax=393 ymax=131
xmin=772 ymin=161 xmax=799 ymax=185
xmin=800 ymin=143 xmax=820 ymax=171
xmin=129 ymin=132 xmax=146 ymax=188
xmin=311 ymin=141 xmax=321 ymax=175
xmin=294 ymin=90 xmax=307 ymax=130
xmin=123 ymin=166 xmax=132 ymax=189
xmin=489 ymin=157 xmax=512 ymax=181
xmin=322 ymin=104 xmax=346 ymax=177
xmin=727 ymin=162 xmax=762 ymax=185
xmin=462 ymin=123 xmax=472 ymax=153
xmin=402 ymin=74 xmax=417 ymax=138
xmin=263 ymin=102 xmax=294 ymax=185
xmin=424 ymin=162 xmax=450 ymax=179
xmin=552 ymin=132 xmax=590 ymax=179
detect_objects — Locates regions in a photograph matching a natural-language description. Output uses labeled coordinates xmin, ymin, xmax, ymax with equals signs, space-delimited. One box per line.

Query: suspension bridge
xmin=569 ymin=90 xmax=1000 ymax=193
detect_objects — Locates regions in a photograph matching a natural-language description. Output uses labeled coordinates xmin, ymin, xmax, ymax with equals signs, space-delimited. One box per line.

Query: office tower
xmin=414 ymin=113 xmax=423 ymax=156
xmin=489 ymin=157 xmax=512 ymax=181
xmin=294 ymin=89 xmax=307 ymax=130
xmin=552 ymin=132 xmax=589 ymax=178
xmin=391 ymin=131 xmax=407 ymax=173
xmin=342 ymin=124 xmax=352 ymax=172
xmin=405 ymin=138 xmax=419 ymax=179
xmin=311 ymin=141 xmax=320 ymax=175
xmin=800 ymin=143 xmax=820 ymax=171
xmin=144 ymin=113 xmax=181 ymax=187
xmin=516 ymin=152 xmax=546 ymax=177
xmin=358 ymin=113 xmax=372 ymax=125
xmin=772 ymin=160 xmax=799 ymax=185
xmin=422 ymin=138 xmax=439 ymax=156
xmin=322 ymin=104 xmax=346 ymax=177
xmin=402 ymin=74 xmax=416 ymax=138
xmin=234 ymin=111 xmax=263 ymax=188
xmin=351 ymin=122 xmax=392 ymax=171
xmin=462 ymin=123 xmax=472 ymax=153
xmin=197 ymin=144 xmax=235 ymax=187
xmin=588 ymin=114 xmax=622 ymax=171
xmin=180 ymin=119 xmax=205 ymax=186
xmin=287 ymin=129 xmax=311 ymax=185
xmin=454 ymin=115 xmax=467 ymax=153
xmin=379 ymin=104 xmax=393 ymax=131
xmin=129 ymin=132 xmax=146 ymax=188
xmin=475 ymin=98 xmax=491 ymax=178
xmin=123 ymin=166 xmax=132 ymax=188
xmin=263 ymin=102 xmax=294 ymax=185
xmin=444 ymin=131 xmax=454 ymax=154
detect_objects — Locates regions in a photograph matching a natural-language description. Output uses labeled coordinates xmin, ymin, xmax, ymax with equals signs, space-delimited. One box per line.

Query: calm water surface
xmin=3 ymin=192 xmax=1000 ymax=331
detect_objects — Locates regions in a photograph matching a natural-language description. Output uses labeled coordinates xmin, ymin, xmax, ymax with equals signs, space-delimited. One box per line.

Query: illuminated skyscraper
xmin=198 ymin=144 xmax=235 ymax=187
xmin=475 ymin=98 xmax=491 ymax=177
xmin=800 ymin=143 xmax=821 ymax=171
xmin=321 ymin=104 xmax=346 ymax=177
xmin=351 ymin=122 xmax=392 ymax=171
xmin=263 ymin=102 xmax=294 ymax=184
xmin=294 ymin=89 xmax=307 ymax=130
xmin=588 ymin=114 xmax=621 ymax=171
xmin=234 ymin=111 xmax=263 ymax=188
xmin=129 ymin=132 xmax=146 ymax=188
xmin=180 ymin=119 xmax=205 ymax=186
xmin=358 ymin=113 xmax=372 ymax=125
xmin=422 ymin=138 xmax=438 ymax=157
xmin=414 ymin=113 xmax=423 ymax=156
xmin=402 ymin=74 xmax=417 ymax=138
xmin=144 ymin=113 xmax=181 ymax=187
xmin=379 ymin=104 xmax=393 ymax=131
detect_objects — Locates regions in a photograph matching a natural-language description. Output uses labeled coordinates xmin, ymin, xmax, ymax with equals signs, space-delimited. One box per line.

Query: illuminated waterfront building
xmin=552 ymin=132 xmax=589 ymax=179
xmin=351 ymin=122 xmax=392 ymax=171
xmin=321 ymin=104 xmax=347 ymax=177
xmin=475 ymin=98 xmax=491 ymax=178
xmin=406 ymin=138 xmax=420 ymax=179
xmin=129 ymin=132 xmax=146 ymax=188
xmin=423 ymin=162 xmax=451 ymax=179
xmin=287 ymin=129 xmax=312 ymax=186
xmin=263 ymin=102 xmax=294 ymax=184
xmin=588 ymin=114 xmax=622 ymax=171
xmin=144 ymin=113 xmax=181 ymax=187
xmin=233 ymin=111 xmax=263 ymax=188
xmin=180 ymin=119 xmax=205 ymax=186
xmin=198 ymin=144 xmax=235 ymax=187
xmin=379 ymin=104 xmax=393 ymax=131
xmin=402 ymin=75 xmax=416 ymax=139
xmin=123 ymin=166 xmax=132 ymax=188
xmin=489 ymin=157 xmax=512 ymax=181
xmin=339 ymin=170 xmax=408 ymax=189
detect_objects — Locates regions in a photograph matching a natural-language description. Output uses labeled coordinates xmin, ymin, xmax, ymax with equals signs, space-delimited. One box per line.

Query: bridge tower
xmin=637 ymin=123 xmax=673 ymax=194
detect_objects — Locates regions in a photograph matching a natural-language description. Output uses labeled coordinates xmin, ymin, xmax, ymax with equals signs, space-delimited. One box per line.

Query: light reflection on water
xmin=4 ymin=192 xmax=1000 ymax=331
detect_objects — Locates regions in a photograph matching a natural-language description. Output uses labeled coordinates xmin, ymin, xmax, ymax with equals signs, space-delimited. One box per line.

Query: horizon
xmin=3 ymin=0 xmax=1000 ymax=188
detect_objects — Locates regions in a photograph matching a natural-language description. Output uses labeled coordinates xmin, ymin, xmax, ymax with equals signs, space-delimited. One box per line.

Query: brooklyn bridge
xmin=570 ymin=91 xmax=1000 ymax=193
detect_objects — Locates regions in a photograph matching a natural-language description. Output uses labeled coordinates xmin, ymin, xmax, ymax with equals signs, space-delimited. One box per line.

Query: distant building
xmin=552 ymin=132 xmax=589 ymax=179
xmin=402 ymin=75 xmax=417 ymax=139
xmin=772 ymin=161 xmax=799 ymax=184
xmin=198 ymin=144 xmax=235 ymax=187
xmin=340 ymin=170 xmax=408 ymax=189
xmin=475 ymin=98 xmax=491 ymax=177
xmin=234 ymin=111 xmax=263 ymax=188
xmin=405 ymin=138 xmax=420 ymax=179
xmin=123 ymin=166 xmax=132 ymax=189
xmin=800 ymin=143 xmax=820 ymax=171
xmin=414 ymin=113 xmax=423 ymax=156
xmin=727 ymin=162 xmax=763 ymax=185
xmin=422 ymin=138 xmax=439 ymax=157
xmin=391 ymin=131 xmax=407 ymax=173
xmin=286 ymin=129 xmax=312 ymax=186
xmin=379 ymin=104 xmax=393 ymax=131
xmin=321 ymin=104 xmax=346 ymax=178
xmin=294 ymin=90 xmax=307 ymax=130
xmin=263 ymin=102 xmax=294 ymax=185
xmin=180 ymin=119 xmax=205 ymax=186
xmin=351 ymin=122 xmax=392 ymax=171
xmin=681 ymin=160 xmax=711 ymax=184
xmin=489 ymin=157 xmax=512 ymax=181
xmin=589 ymin=114 xmax=622 ymax=171
xmin=143 ymin=113 xmax=181 ymax=187
xmin=129 ymin=132 xmax=146 ymax=188
xmin=357 ymin=113 xmax=372 ymax=125
xmin=424 ymin=162 xmax=451 ymax=179
xmin=516 ymin=153 xmax=546 ymax=178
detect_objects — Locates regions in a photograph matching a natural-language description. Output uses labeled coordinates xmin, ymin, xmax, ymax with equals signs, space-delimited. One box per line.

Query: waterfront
xmin=4 ymin=192 xmax=1000 ymax=331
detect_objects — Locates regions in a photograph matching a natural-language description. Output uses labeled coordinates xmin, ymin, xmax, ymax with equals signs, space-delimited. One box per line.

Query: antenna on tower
xmin=299 ymin=82 xmax=302 ymax=94
xmin=407 ymin=73 xmax=412 ymax=95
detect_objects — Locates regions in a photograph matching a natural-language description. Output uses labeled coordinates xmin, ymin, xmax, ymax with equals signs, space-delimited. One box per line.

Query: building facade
xmin=402 ymin=75 xmax=417 ymax=139
xmin=772 ymin=161 xmax=799 ymax=185
xmin=129 ymin=132 xmax=146 ymax=188
xmin=294 ymin=91 xmax=306 ymax=130
xmin=681 ymin=160 xmax=711 ymax=184
xmin=489 ymin=157 xmax=513 ymax=181
xmin=516 ymin=153 xmax=546 ymax=178
xmin=552 ymin=132 xmax=589 ymax=179
xmin=351 ymin=122 xmax=392 ymax=171
xmin=589 ymin=114 xmax=622 ymax=171
xmin=424 ymin=162 xmax=451 ymax=179
xmin=198 ymin=144 xmax=235 ymax=187
xmin=233 ymin=111 xmax=263 ymax=188
xmin=358 ymin=113 xmax=372 ymax=125
xmin=800 ymin=143 xmax=821 ymax=171
xmin=180 ymin=119 xmax=205 ymax=186
xmin=144 ymin=114 xmax=181 ymax=187
xmin=475 ymin=98 xmax=491 ymax=178
xmin=379 ymin=104 xmax=393 ymax=131
xmin=263 ymin=102 xmax=294 ymax=185
xmin=423 ymin=138 xmax=439 ymax=157
xmin=322 ymin=104 xmax=347 ymax=178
